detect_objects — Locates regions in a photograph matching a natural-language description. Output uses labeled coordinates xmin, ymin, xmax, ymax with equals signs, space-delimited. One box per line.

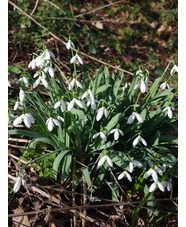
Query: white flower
xmin=43 ymin=66 xmax=55 ymax=77
xmin=14 ymin=101 xmax=24 ymax=110
xmin=162 ymin=106 xmax=175 ymax=119
xmin=128 ymin=160 xmax=142 ymax=173
xmin=41 ymin=49 xmax=55 ymax=60
xmin=143 ymin=168 xmax=158 ymax=182
xmin=170 ymin=65 xmax=178 ymax=75
xmin=33 ymin=76 xmax=48 ymax=88
xmin=135 ymin=77 xmax=149 ymax=93
xmin=67 ymin=98 xmax=84 ymax=111
xmin=136 ymin=69 xmax=143 ymax=77
xmin=128 ymin=112 xmax=144 ymax=124
xmin=54 ymin=100 xmax=67 ymax=112
xmin=66 ymin=40 xmax=75 ymax=50
xmin=13 ymin=113 xmax=34 ymax=128
xmin=17 ymin=77 xmax=29 ymax=87
xmin=33 ymin=71 xmax=46 ymax=78
xmin=69 ymin=78 xmax=83 ymax=90
xmin=110 ymin=128 xmax=124 ymax=140
xmin=118 ymin=171 xmax=132 ymax=182
xmin=13 ymin=176 xmax=22 ymax=193
xmin=154 ymin=165 xmax=163 ymax=176
xmin=82 ymin=89 xmax=94 ymax=101
xmin=8 ymin=81 xmax=11 ymax=87
xmin=98 ymin=155 xmax=113 ymax=167
xmin=87 ymin=99 xmax=98 ymax=110
xmin=149 ymin=180 xmax=165 ymax=192
xmin=28 ymin=58 xmax=37 ymax=69
xmin=35 ymin=55 xmax=45 ymax=68
xmin=57 ymin=116 xmax=64 ymax=122
xmin=163 ymin=179 xmax=172 ymax=191
xmin=19 ymin=89 xmax=25 ymax=102
xmin=160 ymin=81 xmax=170 ymax=89
xmin=70 ymin=54 xmax=83 ymax=65
xmin=133 ymin=135 xmax=147 ymax=147
xmin=93 ymin=131 xmax=107 ymax=142
xmin=96 ymin=107 xmax=109 ymax=121
xmin=46 ymin=117 xmax=61 ymax=131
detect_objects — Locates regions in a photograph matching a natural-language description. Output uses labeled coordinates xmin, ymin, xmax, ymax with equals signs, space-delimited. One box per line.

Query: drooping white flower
xmin=118 ymin=171 xmax=132 ymax=182
xmin=66 ymin=39 xmax=75 ymax=50
xmin=110 ymin=128 xmax=124 ymax=141
xmin=149 ymin=180 xmax=165 ymax=192
xmin=82 ymin=89 xmax=94 ymax=101
xmin=128 ymin=160 xmax=142 ymax=173
xmin=67 ymin=98 xmax=84 ymax=111
xmin=57 ymin=116 xmax=64 ymax=122
xmin=133 ymin=135 xmax=147 ymax=147
xmin=69 ymin=78 xmax=83 ymax=90
xmin=8 ymin=81 xmax=11 ymax=87
xmin=128 ymin=112 xmax=144 ymax=124
xmin=28 ymin=58 xmax=37 ymax=69
xmin=19 ymin=89 xmax=25 ymax=102
xmin=41 ymin=49 xmax=55 ymax=60
xmin=54 ymin=100 xmax=67 ymax=112
xmin=17 ymin=77 xmax=29 ymax=87
xmin=162 ymin=106 xmax=175 ymax=119
xmin=136 ymin=69 xmax=143 ymax=77
xmin=170 ymin=65 xmax=178 ymax=75
xmin=160 ymin=81 xmax=170 ymax=89
xmin=70 ymin=54 xmax=83 ymax=65
xmin=33 ymin=76 xmax=48 ymax=88
xmin=98 ymin=155 xmax=113 ymax=167
xmin=143 ymin=168 xmax=158 ymax=182
xmin=163 ymin=179 xmax=172 ymax=191
xmin=43 ymin=65 xmax=55 ymax=77
xmin=154 ymin=165 xmax=163 ymax=176
xmin=96 ymin=107 xmax=109 ymax=121
xmin=46 ymin=117 xmax=61 ymax=131
xmin=33 ymin=71 xmax=46 ymax=79
xmin=135 ymin=76 xmax=149 ymax=93
xmin=14 ymin=101 xmax=24 ymax=111
xmin=87 ymin=99 xmax=98 ymax=110
xmin=13 ymin=176 xmax=22 ymax=193
xmin=93 ymin=131 xmax=107 ymax=142
xmin=13 ymin=113 xmax=34 ymax=128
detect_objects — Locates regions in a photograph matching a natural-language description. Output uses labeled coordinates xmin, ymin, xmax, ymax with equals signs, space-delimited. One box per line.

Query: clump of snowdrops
xmin=8 ymin=40 xmax=177 ymax=217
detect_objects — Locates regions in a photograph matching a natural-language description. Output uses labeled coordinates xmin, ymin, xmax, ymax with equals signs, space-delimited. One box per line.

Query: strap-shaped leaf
xmin=53 ymin=150 xmax=70 ymax=180
xmin=105 ymin=112 xmax=123 ymax=132
xmin=82 ymin=167 xmax=91 ymax=186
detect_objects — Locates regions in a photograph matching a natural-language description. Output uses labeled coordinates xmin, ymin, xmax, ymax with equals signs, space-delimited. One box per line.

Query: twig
xmin=30 ymin=0 xmax=39 ymax=16
xmin=8 ymin=0 xmax=133 ymax=76
xmin=75 ymin=0 xmax=127 ymax=18
xmin=43 ymin=0 xmax=66 ymax=15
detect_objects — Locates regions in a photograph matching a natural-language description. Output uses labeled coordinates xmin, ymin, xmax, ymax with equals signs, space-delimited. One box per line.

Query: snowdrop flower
xmin=69 ymin=78 xmax=83 ymax=90
xmin=128 ymin=111 xmax=144 ymax=124
xmin=46 ymin=117 xmax=61 ymax=131
xmin=28 ymin=57 xmax=37 ymax=69
xmin=17 ymin=77 xmax=29 ymax=87
xmin=13 ymin=176 xmax=22 ymax=193
xmin=170 ymin=65 xmax=178 ymax=75
xmin=110 ymin=127 xmax=124 ymax=141
xmin=33 ymin=76 xmax=48 ymax=88
xmin=162 ymin=106 xmax=175 ymax=119
xmin=14 ymin=101 xmax=24 ymax=111
xmin=70 ymin=53 xmax=83 ymax=65
xmin=8 ymin=81 xmax=11 ymax=87
xmin=162 ymin=179 xmax=172 ymax=191
xmin=54 ymin=99 xmax=67 ymax=112
xmin=160 ymin=81 xmax=170 ymax=89
xmin=128 ymin=160 xmax=142 ymax=173
xmin=143 ymin=168 xmax=158 ymax=182
xmin=98 ymin=154 xmax=113 ymax=167
xmin=135 ymin=76 xmax=149 ymax=93
xmin=154 ymin=165 xmax=163 ymax=176
xmin=67 ymin=98 xmax=84 ymax=111
xmin=133 ymin=135 xmax=147 ymax=147
xmin=57 ymin=116 xmax=64 ymax=122
xmin=118 ymin=171 xmax=132 ymax=182
xmin=93 ymin=130 xmax=107 ymax=142
xmin=41 ymin=48 xmax=55 ymax=60
xmin=43 ymin=65 xmax=55 ymax=77
xmin=13 ymin=113 xmax=34 ymax=128
xmin=96 ymin=103 xmax=109 ymax=121
xmin=19 ymin=89 xmax=25 ymax=102
xmin=33 ymin=71 xmax=46 ymax=79
xmin=66 ymin=39 xmax=75 ymax=50
xmin=136 ymin=69 xmax=143 ymax=77
xmin=82 ymin=89 xmax=94 ymax=101
xmin=149 ymin=180 xmax=165 ymax=192
xmin=87 ymin=99 xmax=98 ymax=111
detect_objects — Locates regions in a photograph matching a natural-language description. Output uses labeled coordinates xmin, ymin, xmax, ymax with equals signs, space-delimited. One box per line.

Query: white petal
xmin=98 ymin=156 xmax=106 ymax=167
xmin=100 ymin=132 xmax=107 ymax=142
xmin=96 ymin=108 xmax=104 ymax=121
xmin=167 ymin=107 xmax=173 ymax=119
xmin=106 ymin=156 xmax=113 ymax=167
xmin=135 ymin=113 xmax=144 ymax=123
xmin=61 ymin=101 xmax=66 ymax=112
xmin=162 ymin=107 xmax=168 ymax=113
xmin=129 ymin=162 xmax=133 ymax=173
xmin=110 ymin=129 xmax=116 ymax=134
xmin=82 ymin=91 xmax=88 ymax=100
xmin=158 ymin=181 xmax=165 ymax=192
xmin=69 ymin=79 xmax=75 ymax=90
xmin=151 ymin=170 xmax=158 ymax=182
xmin=53 ymin=119 xmax=61 ymax=127
xmin=54 ymin=101 xmax=62 ymax=109
xmin=49 ymin=50 xmax=55 ymax=58
xmin=133 ymin=136 xmax=140 ymax=147
xmin=119 ymin=129 xmax=124 ymax=136
xmin=13 ymin=177 xmax=22 ymax=193
xmin=75 ymin=80 xmax=83 ymax=89
xmin=160 ymin=82 xmax=166 ymax=89
xmin=133 ymin=160 xmax=142 ymax=168
xmin=143 ymin=170 xmax=151 ymax=179
xmin=93 ymin=132 xmax=100 ymax=139
xmin=57 ymin=116 xmax=64 ymax=122
xmin=141 ymin=137 xmax=147 ymax=146
xmin=114 ymin=130 xmax=120 ymax=140
xmin=149 ymin=182 xmax=157 ymax=192
xmin=126 ymin=172 xmax=132 ymax=182
xmin=140 ymin=81 xmax=147 ymax=93
xmin=67 ymin=100 xmax=75 ymax=111
xmin=66 ymin=40 xmax=71 ymax=50
xmin=42 ymin=78 xmax=48 ymax=88
xmin=128 ymin=113 xmax=135 ymax=124
xmin=74 ymin=99 xmax=84 ymax=109
xmin=70 ymin=55 xmax=77 ymax=64
xmin=13 ymin=115 xmax=23 ymax=126
xmin=91 ymin=101 xmax=96 ymax=110
xmin=118 ymin=172 xmax=125 ymax=180
xmin=19 ymin=90 xmax=25 ymax=102
xmin=77 ymin=55 xmax=83 ymax=65
xmin=167 ymin=182 xmax=172 ymax=191
xmin=104 ymin=108 xmax=109 ymax=118
xmin=47 ymin=118 xmax=54 ymax=131
xmin=48 ymin=67 xmax=55 ymax=77
xmin=14 ymin=102 xmax=19 ymax=111
xmin=135 ymin=83 xmax=141 ymax=90
xmin=24 ymin=115 xmax=32 ymax=128
xmin=33 ymin=78 xmax=40 ymax=88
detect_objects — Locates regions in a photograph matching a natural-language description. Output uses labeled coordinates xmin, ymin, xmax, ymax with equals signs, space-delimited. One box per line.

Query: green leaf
xmin=92 ymin=72 xmax=103 ymax=95
xmin=8 ymin=129 xmax=42 ymax=138
xmin=105 ymin=112 xmax=123 ymax=132
xmin=28 ymin=136 xmax=57 ymax=148
xmin=95 ymin=83 xmax=112 ymax=95
xmin=61 ymin=154 xmax=72 ymax=181
xmin=82 ymin=167 xmax=91 ymax=186
xmin=53 ymin=150 xmax=70 ymax=180
xmin=8 ymin=66 xmax=22 ymax=74
xmin=104 ymin=66 xmax=110 ymax=84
